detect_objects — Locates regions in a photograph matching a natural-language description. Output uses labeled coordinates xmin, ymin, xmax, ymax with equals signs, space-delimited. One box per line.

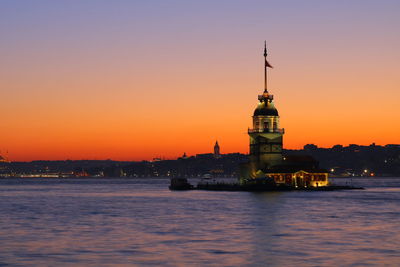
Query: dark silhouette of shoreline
xmin=1 ymin=143 xmax=399 ymax=178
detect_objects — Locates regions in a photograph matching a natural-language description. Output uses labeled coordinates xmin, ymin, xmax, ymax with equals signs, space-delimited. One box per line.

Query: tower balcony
xmin=258 ymin=94 xmax=273 ymax=101
xmin=248 ymin=128 xmax=285 ymax=134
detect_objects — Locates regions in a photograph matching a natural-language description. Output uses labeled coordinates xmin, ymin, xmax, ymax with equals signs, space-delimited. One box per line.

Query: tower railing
xmin=248 ymin=128 xmax=285 ymax=134
xmin=258 ymin=94 xmax=273 ymax=101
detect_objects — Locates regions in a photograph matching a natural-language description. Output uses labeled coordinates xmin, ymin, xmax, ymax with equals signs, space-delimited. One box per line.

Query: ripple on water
xmin=0 ymin=178 xmax=400 ymax=266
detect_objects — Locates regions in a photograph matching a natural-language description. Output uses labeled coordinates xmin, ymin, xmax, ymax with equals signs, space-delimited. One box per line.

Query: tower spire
xmin=264 ymin=41 xmax=268 ymax=93
xmin=263 ymin=41 xmax=273 ymax=93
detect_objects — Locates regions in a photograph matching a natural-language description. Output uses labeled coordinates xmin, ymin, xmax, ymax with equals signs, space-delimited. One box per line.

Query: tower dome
xmin=254 ymin=101 xmax=278 ymax=116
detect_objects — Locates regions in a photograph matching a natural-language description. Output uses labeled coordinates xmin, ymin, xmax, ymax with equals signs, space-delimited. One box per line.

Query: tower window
xmin=273 ymin=122 xmax=277 ymax=129
xmin=264 ymin=121 xmax=269 ymax=129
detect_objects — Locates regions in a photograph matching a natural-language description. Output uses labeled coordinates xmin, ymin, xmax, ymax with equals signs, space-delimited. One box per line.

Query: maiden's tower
xmin=241 ymin=43 xmax=329 ymax=188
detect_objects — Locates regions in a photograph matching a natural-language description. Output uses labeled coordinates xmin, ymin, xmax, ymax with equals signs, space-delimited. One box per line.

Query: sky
xmin=1 ymin=0 xmax=399 ymax=161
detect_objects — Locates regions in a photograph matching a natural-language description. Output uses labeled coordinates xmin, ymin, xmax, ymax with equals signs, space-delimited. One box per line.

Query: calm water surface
xmin=0 ymin=177 xmax=400 ymax=266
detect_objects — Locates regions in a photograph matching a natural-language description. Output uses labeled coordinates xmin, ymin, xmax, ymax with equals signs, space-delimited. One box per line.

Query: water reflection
xmin=0 ymin=178 xmax=399 ymax=266
xmin=247 ymin=189 xmax=400 ymax=266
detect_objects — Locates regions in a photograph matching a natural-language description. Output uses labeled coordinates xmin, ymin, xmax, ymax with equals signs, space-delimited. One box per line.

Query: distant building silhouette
xmin=0 ymin=151 xmax=9 ymax=163
xmin=214 ymin=141 xmax=221 ymax=158
xmin=1 ymin=143 xmax=399 ymax=178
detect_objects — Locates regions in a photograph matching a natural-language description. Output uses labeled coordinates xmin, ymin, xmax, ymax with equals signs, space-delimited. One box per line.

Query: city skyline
xmin=1 ymin=1 xmax=399 ymax=161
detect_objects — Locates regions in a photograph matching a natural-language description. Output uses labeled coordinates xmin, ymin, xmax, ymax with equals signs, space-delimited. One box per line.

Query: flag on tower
xmin=265 ymin=59 xmax=273 ymax=68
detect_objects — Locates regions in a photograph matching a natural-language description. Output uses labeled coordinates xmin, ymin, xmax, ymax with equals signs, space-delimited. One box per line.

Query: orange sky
xmin=1 ymin=1 xmax=399 ymax=161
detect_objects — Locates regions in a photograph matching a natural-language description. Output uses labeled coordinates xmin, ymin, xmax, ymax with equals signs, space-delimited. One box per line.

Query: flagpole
xmin=264 ymin=41 xmax=267 ymax=92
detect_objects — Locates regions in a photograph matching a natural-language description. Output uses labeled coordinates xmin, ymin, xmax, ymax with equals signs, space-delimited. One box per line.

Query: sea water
xmin=0 ymin=177 xmax=399 ymax=266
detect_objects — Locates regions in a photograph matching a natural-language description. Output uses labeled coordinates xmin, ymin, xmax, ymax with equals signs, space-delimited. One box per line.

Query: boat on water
xmin=202 ymin=174 xmax=212 ymax=180
xmin=169 ymin=177 xmax=194 ymax=190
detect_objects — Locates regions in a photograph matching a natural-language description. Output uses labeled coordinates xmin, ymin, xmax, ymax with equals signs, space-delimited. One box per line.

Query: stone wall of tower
xmin=249 ymin=132 xmax=283 ymax=171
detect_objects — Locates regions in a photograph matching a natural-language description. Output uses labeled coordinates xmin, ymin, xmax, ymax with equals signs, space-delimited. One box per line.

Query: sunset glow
xmin=1 ymin=1 xmax=399 ymax=161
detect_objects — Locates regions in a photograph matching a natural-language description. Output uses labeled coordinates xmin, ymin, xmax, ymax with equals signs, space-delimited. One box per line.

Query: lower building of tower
xmin=261 ymin=155 xmax=329 ymax=187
